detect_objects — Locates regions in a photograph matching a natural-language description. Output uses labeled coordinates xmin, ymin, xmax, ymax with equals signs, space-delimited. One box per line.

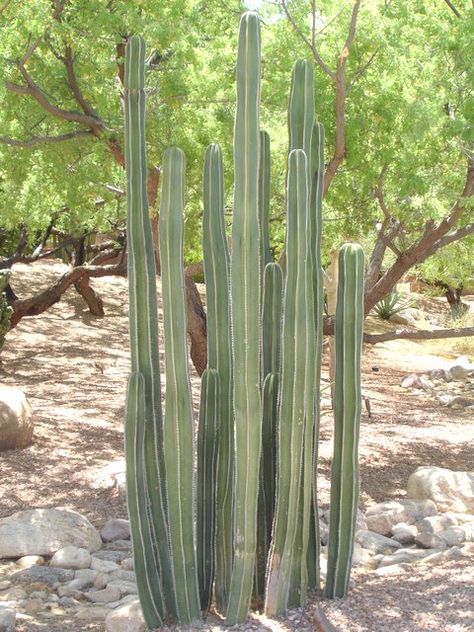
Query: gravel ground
xmin=1 ymin=261 xmax=473 ymax=631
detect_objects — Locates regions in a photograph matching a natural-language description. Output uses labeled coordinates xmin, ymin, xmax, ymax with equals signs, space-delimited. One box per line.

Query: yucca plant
xmin=124 ymin=11 xmax=365 ymax=629
xmin=373 ymin=287 xmax=406 ymax=320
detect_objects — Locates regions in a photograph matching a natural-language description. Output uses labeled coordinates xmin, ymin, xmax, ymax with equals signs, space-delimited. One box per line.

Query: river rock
xmin=407 ymin=466 xmax=474 ymax=513
xmin=414 ymin=532 xmax=447 ymax=550
xmin=86 ymin=586 xmax=122 ymax=603
xmin=438 ymin=526 xmax=468 ymax=546
xmin=91 ymin=557 xmax=120 ymax=573
xmin=107 ymin=580 xmax=138 ymax=596
xmin=355 ymin=530 xmax=402 ymax=554
xmin=0 ymin=508 xmax=102 ymax=558
xmin=101 ymin=519 xmax=130 ymax=543
xmin=378 ymin=547 xmax=438 ymax=567
xmin=50 ymin=546 xmax=91 ymax=570
xmin=12 ymin=565 xmax=74 ymax=586
xmin=105 ymin=598 xmax=146 ymax=632
xmin=391 ymin=522 xmax=417 ymax=545
xmin=365 ymin=499 xmax=436 ymax=536
xmin=416 ymin=513 xmax=457 ymax=534
xmin=16 ymin=555 xmax=45 ymax=569
xmin=93 ymin=549 xmax=129 ymax=564
xmin=0 ymin=386 xmax=33 ymax=451
xmin=0 ymin=606 xmax=16 ymax=632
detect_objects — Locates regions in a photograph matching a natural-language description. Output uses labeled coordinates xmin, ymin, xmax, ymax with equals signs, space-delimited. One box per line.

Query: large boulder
xmin=0 ymin=386 xmax=33 ymax=450
xmin=0 ymin=508 xmax=102 ymax=559
xmin=407 ymin=466 xmax=474 ymax=513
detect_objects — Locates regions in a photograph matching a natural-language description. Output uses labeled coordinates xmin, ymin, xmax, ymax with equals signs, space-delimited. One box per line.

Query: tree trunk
xmin=184 ymin=275 xmax=207 ymax=376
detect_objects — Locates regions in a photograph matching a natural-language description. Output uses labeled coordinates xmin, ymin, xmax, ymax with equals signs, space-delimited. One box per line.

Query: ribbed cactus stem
xmin=197 ymin=368 xmax=219 ymax=612
xmin=226 ymin=11 xmax=262 ymax=625
xmin=308 ymin=120 xmax=325 ymax=592
xmin=325 ymin=243 xmax=365 ymax=599
xmin=259 ymin=130 xmax=272 ymax=277
xmin=202 ymin=143 xmax=233 ymax=611
xmin=159 ymin=147 xmax=200 ymax=623
xmin=265 ymin=149 xmax=311 ymax=616
xmin=124 ymin=35 xmax=175 ymax=628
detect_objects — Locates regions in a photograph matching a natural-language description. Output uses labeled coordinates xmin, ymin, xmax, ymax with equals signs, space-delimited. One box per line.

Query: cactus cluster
xmin=124 ymin=12 xmax=365 ymax=629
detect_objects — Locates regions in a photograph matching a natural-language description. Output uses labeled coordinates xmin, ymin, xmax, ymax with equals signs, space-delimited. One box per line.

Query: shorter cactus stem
xmin=325 ymin=243 xmax=365 ymax=599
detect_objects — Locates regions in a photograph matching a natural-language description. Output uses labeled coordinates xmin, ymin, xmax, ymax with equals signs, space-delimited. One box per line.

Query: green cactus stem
xmin=325 ymin=243 xmax=365 ymax=599
xmin=226 ymin=10 xmax=262 ymax=625
xmin=124 ymin=34 xmax=175 ymax=628
xmin=197 ymin=368 xmax=219 ymax=612
xmin=202 ymin=143 xmax=233 ymax=611
xmin=159 ymin=146 xmax=201 ymax=623
xmin=265 ymin=148 xmax=312 ymax=616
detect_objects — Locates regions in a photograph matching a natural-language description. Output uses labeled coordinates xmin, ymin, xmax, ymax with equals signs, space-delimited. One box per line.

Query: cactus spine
xmin=124 ymin=12 xmax=365 ymax=629
xmin=325 ymin=243 xmax=365 ymax=599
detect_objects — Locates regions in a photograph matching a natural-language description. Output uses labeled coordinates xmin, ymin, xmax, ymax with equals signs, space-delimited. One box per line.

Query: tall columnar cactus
xmin=124 ymin=35 xmax=175 ymax=628
xmin=124 ymin=11 xmax=365 ymax=629
xmin=159 ymin=147 xmax=201 ymax=622
xmin=265 ymin=149 xmax=313 ymax=616
xmin=202 ymin=143 xmax=233 ymax=611
xmin=226 ymin=11 xmax=262 ymax=624
xmin=325 ymin=243 xmax=365 ymax=599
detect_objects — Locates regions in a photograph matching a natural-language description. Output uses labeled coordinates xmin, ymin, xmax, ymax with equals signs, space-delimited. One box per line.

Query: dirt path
xmin=0 ymin=261 xmax=473 ymax=631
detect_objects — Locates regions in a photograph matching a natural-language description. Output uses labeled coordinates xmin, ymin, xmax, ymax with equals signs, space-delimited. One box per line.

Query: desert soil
xmin=0 ymin=261 xmax=473 ymax=631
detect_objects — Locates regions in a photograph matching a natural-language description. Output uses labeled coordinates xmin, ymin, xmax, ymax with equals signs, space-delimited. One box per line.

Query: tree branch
xmin=364 ymin=326 xmax=474 ymax=344
xmin=443 ymin=0 xmax=461 ymax=17
xmin=9 ymin=262 xmax=126 ymax=327
xmin=323 ymin=0 xmax=362 ymax=193
xmin=279 ymin=0 xmax=335 ymax=78
xmin=0 ymin=130 xmax=93 ymax=147
xmin=364 ymin=155 xmax=474 ymax=314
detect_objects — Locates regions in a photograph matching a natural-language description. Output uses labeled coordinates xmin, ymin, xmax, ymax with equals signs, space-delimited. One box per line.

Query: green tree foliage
xmin=0 ymin=0 xmax=473 ymax=286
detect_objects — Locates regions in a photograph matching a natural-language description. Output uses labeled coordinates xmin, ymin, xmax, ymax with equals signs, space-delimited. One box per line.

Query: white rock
xmin=50 ymin=546 xmax=91 ymax=570
xmin=90 ymin=557 xmax=120 ymax=573
xmin=101 ymin=519 xmax=130 ymax=543
xmin=16 ymin=555 xmax=45 ymax=568
xmin=0 ymin=386 xmax=33 ymax=451
xmin=0 ymin=508 xmax=102 ymax=558
xmin=391 ymin=522 xmax=417 ymax=545
xmin=365 ymin=499 xmax=436 ymax=536
xmin=0 ymin=606 xmax=16 ymax=632
xmin=407 ymin=466 xmax=474 ymax=513
xmin=105 ymin=598 xmax=146 ymax=632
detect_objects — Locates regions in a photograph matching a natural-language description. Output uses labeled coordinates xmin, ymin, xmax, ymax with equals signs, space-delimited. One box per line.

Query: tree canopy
xmin=0 ymin=0 xmax=473 ymax=287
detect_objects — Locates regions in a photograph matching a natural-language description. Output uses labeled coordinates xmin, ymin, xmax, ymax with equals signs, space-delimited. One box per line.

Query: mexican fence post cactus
xmin=124 ymin=12 xmax=365 ymax=628
xmin=124 ymin=35 xmax=176 ymax=628
xmin=225 ymin=11 xmax=262 ymax=624
xmin=202 ymin=143 xmax=233 ymax=612
xmin=325 ymin=243 xmax=365 ymax=599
